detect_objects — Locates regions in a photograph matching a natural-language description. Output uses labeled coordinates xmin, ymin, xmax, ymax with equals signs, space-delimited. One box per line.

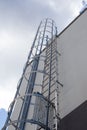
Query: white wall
xmin=57 ymin=10 xmax=87 ymax=118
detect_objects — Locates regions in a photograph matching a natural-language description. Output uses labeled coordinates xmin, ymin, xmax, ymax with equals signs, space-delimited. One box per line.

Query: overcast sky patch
xmin=0 ymin=0 xmax=86 ymax=111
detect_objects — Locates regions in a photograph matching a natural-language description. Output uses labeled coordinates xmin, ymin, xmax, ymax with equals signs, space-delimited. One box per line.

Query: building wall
xmin=57 ymin=10 xmax=87 ymax=120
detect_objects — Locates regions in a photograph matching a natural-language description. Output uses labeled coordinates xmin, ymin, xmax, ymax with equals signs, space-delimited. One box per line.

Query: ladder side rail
xmin=19 ymin=19 xmax=48 ymax=130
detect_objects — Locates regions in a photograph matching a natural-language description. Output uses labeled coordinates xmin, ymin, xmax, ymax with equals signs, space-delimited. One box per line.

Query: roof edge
xmin=57 ymin=8 xmax=87 ymax=37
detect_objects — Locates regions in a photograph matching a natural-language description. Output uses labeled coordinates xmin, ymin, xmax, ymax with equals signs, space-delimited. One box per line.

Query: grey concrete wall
xmin=59 ymin=101 xmax=87 ymax=130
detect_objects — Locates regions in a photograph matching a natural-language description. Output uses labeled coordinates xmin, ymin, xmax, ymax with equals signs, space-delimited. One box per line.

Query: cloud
xmin=0 ymin=0 xmax=85 ymax=111
xmin=0 ymin=85 xmax=15 ymax=110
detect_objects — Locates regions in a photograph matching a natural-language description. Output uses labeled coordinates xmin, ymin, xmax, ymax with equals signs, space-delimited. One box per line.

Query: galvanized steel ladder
xmin=2 ymin=18 xmax=60 ymax=130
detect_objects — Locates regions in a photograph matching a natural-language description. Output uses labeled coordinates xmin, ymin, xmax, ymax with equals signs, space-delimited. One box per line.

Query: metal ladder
xmin=41 ymin=38 xmax=60 ymax=130
xmin=2 ymin=18 xmax=58 ymax=130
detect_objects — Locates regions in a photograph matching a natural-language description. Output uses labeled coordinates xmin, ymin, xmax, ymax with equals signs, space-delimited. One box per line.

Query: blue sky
xmin=0 ymin=108 xmax=7 ymax=129
xmin=0 ymin=0 xmax=86 ymax=128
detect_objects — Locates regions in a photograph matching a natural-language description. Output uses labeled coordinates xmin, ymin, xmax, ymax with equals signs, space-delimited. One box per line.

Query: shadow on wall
xmin=59 ymin=101 xmax=87 ymax=130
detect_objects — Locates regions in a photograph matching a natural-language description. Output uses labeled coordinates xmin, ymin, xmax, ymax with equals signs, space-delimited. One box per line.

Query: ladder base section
xmin=2 ymin=92 xmax=55 ymax=130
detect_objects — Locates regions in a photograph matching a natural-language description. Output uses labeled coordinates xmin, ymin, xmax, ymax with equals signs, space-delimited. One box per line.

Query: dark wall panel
xmin=59 ymin=101 xmax=87 ymax=130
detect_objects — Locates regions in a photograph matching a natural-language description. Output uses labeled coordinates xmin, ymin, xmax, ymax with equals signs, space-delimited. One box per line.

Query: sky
xmin=0 ymin=108 xmax=7 ymax=129
xmin=0 ymin=0 xmax=86 ymax=129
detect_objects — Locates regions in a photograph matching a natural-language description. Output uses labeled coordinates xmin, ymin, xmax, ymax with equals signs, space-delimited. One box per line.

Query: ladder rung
xmin=42 ymin=88 xmax=48 ymax=94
